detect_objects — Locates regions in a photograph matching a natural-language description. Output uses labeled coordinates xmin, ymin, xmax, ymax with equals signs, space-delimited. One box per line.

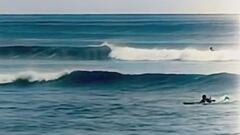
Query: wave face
xmin=0 ymin=43 xmax=239 ymax=62
xmin=1 ymin=70 xmax=238 ymax=91
xmin=0 ymin=45 xmax=111 ymax=60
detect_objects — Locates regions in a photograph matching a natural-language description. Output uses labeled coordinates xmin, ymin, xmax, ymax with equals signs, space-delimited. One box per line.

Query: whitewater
xmin=108 ymin=43 xmax=240 ymax=61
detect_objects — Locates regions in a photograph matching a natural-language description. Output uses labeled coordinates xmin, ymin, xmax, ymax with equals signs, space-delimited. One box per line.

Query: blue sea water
xmin=0 ymin=14 xmax=239 ymax=135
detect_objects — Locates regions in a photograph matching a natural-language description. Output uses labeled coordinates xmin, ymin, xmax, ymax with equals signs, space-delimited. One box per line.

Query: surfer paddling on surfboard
xmin=200 ymin=95 xmax=215 ymax=104
xmin=183 ymin=94 xmax=215 ymax=105
xmin=183 ymin=95 xmax=230 ymax=105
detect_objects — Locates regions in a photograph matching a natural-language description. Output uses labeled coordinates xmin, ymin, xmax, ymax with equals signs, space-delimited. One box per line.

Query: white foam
xmin=0 ymin=68 xmax=120 ymax=84
xmin=104 ymin=42 xmax=240 ymax=61
xmin=0 ymin=70 xmax=72 ymax=84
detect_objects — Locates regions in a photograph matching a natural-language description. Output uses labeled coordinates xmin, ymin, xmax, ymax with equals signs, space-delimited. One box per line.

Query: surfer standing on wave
xmin=209 ymin=46 xmax=214 ymax=51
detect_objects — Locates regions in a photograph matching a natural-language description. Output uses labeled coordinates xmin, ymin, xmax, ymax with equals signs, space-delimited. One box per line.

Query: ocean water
xmin=0 ymin=14 xmax=240 ymax=135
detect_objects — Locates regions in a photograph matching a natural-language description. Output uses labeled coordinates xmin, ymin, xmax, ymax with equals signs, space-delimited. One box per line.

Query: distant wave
xmin=0 ymin=42 xmax=239 ymax=61
xmin=0 ymin=70 xmax=238 ymax=90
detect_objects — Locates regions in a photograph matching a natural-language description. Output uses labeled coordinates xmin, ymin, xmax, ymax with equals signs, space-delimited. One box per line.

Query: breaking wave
xmin=0 ymin=42 xmax=239 ymax=61
xmin=0 ymin=70 xmax=238 ymax=90
xmin=108 ymin=43 xmax=240 ymax=61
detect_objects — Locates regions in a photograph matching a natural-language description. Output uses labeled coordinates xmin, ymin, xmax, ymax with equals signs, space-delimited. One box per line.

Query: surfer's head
xmin=210 ymin=47 xmax=214 ymax=51
xmin=202 ymin=95 xmax=207 ymax=100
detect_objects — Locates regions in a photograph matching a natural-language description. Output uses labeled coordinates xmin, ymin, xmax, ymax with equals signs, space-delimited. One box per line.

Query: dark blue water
xmin=0 ymin=14 xmax=239 ymax=48
xmin=0 ymin=15 xmax=239 ymax=135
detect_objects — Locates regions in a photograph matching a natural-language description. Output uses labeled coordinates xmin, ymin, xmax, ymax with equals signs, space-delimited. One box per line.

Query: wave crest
xmin=0 ymin=70 xmax=71 ymax=84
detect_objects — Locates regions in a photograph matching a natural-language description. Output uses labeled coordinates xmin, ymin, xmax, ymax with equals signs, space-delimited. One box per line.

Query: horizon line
xmin=0 ymin=13 xmax=239 ymax=15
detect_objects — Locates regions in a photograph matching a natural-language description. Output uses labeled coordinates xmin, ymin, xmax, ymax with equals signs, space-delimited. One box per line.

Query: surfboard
xmin=183 ymin=102 xmax=200 ymax=105
xmin=183 ymin=102 xmax=211 ymax=105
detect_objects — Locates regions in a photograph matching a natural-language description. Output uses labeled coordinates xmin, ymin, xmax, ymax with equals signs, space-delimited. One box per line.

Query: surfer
xmin=224 ymin=96 xmax=230 ymax=101
xmin=200 ymin=95 xmax=215 ymax=104
xmin=209 ymin=46 xmax=214 ymax=51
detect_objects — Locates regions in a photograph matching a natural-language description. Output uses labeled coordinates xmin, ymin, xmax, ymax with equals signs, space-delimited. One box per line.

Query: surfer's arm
xmin=209 ymin=97 xmax=216 ymax=102
xmin=199 ymin=99 xmax=205 ymax=103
